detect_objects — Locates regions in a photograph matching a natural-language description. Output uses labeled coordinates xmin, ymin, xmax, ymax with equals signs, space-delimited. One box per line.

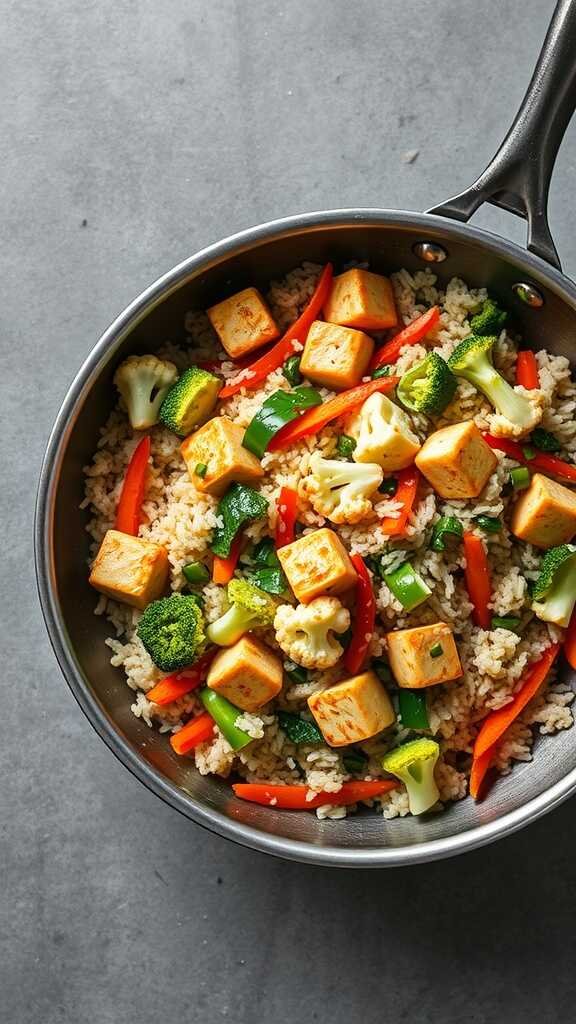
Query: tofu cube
xmin=181 ymin=416 xmax=264 ymax=496
xmin=277 ymin=528 xmax=357 ymax=603
xmin=300 ymin=320 xmax=375 ymax=391
xmin=207 ymin=634 xmax=283 ymax=712
xmin=207 ymin=287 xmax=279 ymax=359
xmin=386 ymin=622 xmax=462 ymax=689
xmin=323 ymin=268 xmax=398 ymax=331
xmin=89 ymin=530 xmax=169 ymax=610
xmin=415 ymin=421 xmax=498 ymax=499
xmin=307 ymin=671 xmax=395 ymax=747
xmin=511 ymin=472 xmax=576 ymax=548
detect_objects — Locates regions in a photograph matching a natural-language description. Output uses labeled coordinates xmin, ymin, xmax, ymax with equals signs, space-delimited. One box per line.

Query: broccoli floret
xmin=448 ymin=335 xmax=540 ymax=432
xmin=469 ymin=297 xmax=508 ymax=336
xmin=397 ymin=352 xmax=457 ymax=415
xmin=206 ymin=579 xmax=279 ymax=646
xmin=302 ymin=451 xmax=383 ymax=524
xmin=137 ymin=594 xmax=206 ymax=672
xmin=114 ymin=355 xmax=178 ymax=430
xmin=381 ymin=738 xmax=440 ymax=815
xmin=159 ymin=366 xmax=221 ymax=437
xmin=211 ymin=484 xmax=269 ymax=558
xmin=531 ymin=544 xmax=576 ymax=627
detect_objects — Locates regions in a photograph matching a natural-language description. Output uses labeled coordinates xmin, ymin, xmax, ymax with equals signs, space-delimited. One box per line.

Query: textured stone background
xmin=3 ymin=1 xmax=576 ymax=1021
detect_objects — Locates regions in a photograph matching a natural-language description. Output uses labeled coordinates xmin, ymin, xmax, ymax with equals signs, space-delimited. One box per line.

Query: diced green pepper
xmin=182 ymin=561 xmax=210 ymax=585
xmin=199 ymin=689 xmax=253 ymax=750
xmin=430 ymin=642 xmax=443 ymax=658
xmin=384 ymin=562 xmax=431 ymax=611
xmin=282 ymin=355 xmax=302 ymax=387
xmin=473 ymin=515 xmax=501 ymax=534
xmin=277 ymin=711 xmax=323 ymax=745
xmin=398 ymin=690 xmax=429 ymax=730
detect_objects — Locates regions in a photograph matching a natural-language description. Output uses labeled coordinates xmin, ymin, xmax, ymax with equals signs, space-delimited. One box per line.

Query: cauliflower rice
xmin=83 ymin=262 xmax=576 ymax=821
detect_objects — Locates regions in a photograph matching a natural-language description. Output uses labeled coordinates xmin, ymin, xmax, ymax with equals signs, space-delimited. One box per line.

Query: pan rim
xmin=35 ymin=206 xmax=576 ymax=867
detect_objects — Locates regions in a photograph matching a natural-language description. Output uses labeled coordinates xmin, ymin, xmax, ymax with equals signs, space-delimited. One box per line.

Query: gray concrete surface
xmin=2 ymin=0 xmax=576 ymax=1021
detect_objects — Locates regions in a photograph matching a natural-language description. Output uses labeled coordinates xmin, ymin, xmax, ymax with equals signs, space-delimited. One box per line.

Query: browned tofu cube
xmin=207 ymin=634 xmax=283 ymax=712
xmin=386 ymin=622 xmax=462 ymax=689
xmin=511 ymin=472 xmax=576 ymax=548
xmin=323 ymin=268 xmax=398 ymax=331
xmin=300 ymin=320 xmax=375 ymax=391
xmin=207 ymin=287 xmax=279 ymax=359
xmin=277 ymin=528 xmax=357 ymax=604
xmin=89 ymin=530 xmax=169 ymax=610
xmin=415 ymin=421 xmax=498 ymax=499
xmin=307 ymin=670 xmax=395 ymax=747
xmin=181 ymin=416 xmax=264 ymax=496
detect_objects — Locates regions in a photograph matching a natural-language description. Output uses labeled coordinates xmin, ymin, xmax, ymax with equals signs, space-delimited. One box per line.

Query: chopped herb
xmin=430 ymin=642 xmax=444 ymax=658
xmin=379 ymin=477 xmax=398 ymax=496
xmin=531 ymin=428 xmax=562 ymax=453
xmin=430 ymin=515 xmax=463 ymax=552
xmin=473 ymin=515 xmax=502 ymax=534
xmin=282 ymin=354 xmax=302 ymax=387
xmin=194 ymin=462 xmax=208 ymax=478
xmin=336 ymin=434 xmax=357 ymax=459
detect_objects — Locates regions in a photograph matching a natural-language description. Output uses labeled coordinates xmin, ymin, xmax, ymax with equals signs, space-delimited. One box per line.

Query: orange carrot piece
xmin=463 ymin=531 xmax=492 ymax=630
xmin=267 ymin=376 xmax=399 ymax=451
xmin=379 ymin=466 xmax=419 ymax=537
xmin=474 ymin=643 xmax=561 ymax=759
xmin=170 ymin=712 xmax=215 ymax=755
xmin=212 ymin=534 xmax=243 ymax=584
xmin=232 ymin=779 xmax=398 ymax=809
xmin=516 ymin=350 xmax=540 ymax=390
xmin=469 ymin=747 xmax=494 ymax=800
xmin=370 ymin=306 xmax=440 ymax=370
xmin=146 ymin=651 xmax=215 ymax=706
xmin=564 ymin=608 xmax=576 ymax=671
xmin=219 ymin=263 xmax=333 ymax=399
xmin=115 ymin=435 xmax=151 ymax=536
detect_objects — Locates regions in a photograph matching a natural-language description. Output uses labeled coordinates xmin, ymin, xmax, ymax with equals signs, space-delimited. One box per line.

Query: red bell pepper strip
xmin=115 ymin=435 xmax=151 ymax=536
xmin=370 ymin=306 xmax=440 ymax=370
xmin=219 ymin=263 xmax=334 ymax=399
xmin=170 ymin=712 xmax=215 ymax=755
xmin=212 ymin=534 xmax=243 ymax=585
xmin=344 ymin=555 xmax=376 ymax=675
xmin=516 ymin=350 xmax=540 ymax=390
xmin=469 ymin=747 xmax=494 ymax=800
xmin=232 ymin=779 xmax=398 ymax=809
xmin=267 ymin=376 xmax=399 ymax=451
xmin=483 ymin=433 xmax=576 ymax=484
xmin=275 ymin=486 xmax=298 ymax=548
xmin=564 ymin=608 xmax=576 ymax=671
xmin=473 ymin=644 xmax=560 ymax=761
xmin=146 ymin=651 xmax=215 ymax=706
xmin=379 ymin=466 xmax=419 ymax=537
xmin=463 ymin=532 xmax=492 ymax=629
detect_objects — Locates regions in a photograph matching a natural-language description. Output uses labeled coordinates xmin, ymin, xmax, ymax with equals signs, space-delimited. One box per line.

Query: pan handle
xmin=428 ymin=0 xmax=576 ymax=271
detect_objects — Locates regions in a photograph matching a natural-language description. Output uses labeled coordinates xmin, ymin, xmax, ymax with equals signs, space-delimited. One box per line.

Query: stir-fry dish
xmin=84 ymin=262 xmax=576 ymax=819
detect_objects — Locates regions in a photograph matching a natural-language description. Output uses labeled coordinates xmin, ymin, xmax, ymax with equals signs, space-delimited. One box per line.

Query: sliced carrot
xmin=219 ymin=263 xmax=333 ymax=399
xmin=463 ymin=531 xmax=492 ymax=630
xmin=379 ymin=466 xmax=419 ymax=537
xmin=146 ymin=651 xmax=215 ymax=706
xmin=232 ymin=779 xmax=398 ymax=809
xmin=115 ymin=435 xmax=151 ymax=536
xmin=370 ymin=306 xmax=440 ymax=370
xmin=469 ymin=747 xmax=494 ymax=800
xmin=275 ymin=486 xmax=298 ymax=548
xmin=564 ymin=608 xmax=576 ymax=671
xmin=267 ymin=376 xmax=399 ymax=451
xmin=474 ymin=644 xmax=560 ymax=759
xmin=170 ymin=712 xmax=215 ymax=755
xmin=212 ymin=534 xmax=243 ymax=584
xmin=516 ymin=350 xmax=540 ymax=390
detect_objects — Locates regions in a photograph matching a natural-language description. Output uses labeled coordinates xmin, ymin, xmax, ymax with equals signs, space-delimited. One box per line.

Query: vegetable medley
xmin=87 ymin=262 xmax=576 ymax=819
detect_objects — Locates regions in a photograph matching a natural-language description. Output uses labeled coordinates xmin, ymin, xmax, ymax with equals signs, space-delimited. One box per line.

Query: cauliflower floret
xmin=273 ymin=596 xmax=350 ymax=669
xmin=114 ymin=354 xmax=178 ymax=430
xmin=486 ymin=386 xmax=545 ymax=439
xmin=301 ymin=452 xmax=383 ymax=524
xmin=345 ymin=392 xmax=421 ymax=470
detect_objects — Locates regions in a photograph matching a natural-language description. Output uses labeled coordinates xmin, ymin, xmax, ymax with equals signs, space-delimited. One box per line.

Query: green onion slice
xmin=371 ymin=365 xmax=392 ymax=379
xmin=430 ymin=642 xmax=444 ymax=658
xmin=194 ymin=462 xmax=208 ymax=478
xmin=243 ymin=387 xmax=322 ymax=458
xmin=430 ymin=515 xmax=463 ymax=552
xmin=384 ymin=561 xmax=431 ymax=611
xmin=398 ymin=690 xmax=429 ymax=730
xmin=510 ymin=466 xmax=531 ymax=490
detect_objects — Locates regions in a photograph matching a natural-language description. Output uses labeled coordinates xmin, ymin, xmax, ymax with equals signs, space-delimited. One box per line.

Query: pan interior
xmin=43 ymin=214 xmax=576 ymax=861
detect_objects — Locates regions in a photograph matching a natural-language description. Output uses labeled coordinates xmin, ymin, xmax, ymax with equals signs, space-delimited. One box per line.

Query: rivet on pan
xmin=413 ymin=241 xmax=448 ymax=263
xmin=512 ymin=282 xmax=544 ymax=308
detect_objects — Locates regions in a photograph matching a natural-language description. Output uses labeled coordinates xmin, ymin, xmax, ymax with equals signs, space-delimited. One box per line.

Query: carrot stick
xmin=370 ymin=306 xmax=441 ymax=370
xmin=115 ymin=435 xmax=151 ymax=536
xmin=516 ymin=350 xmax=540 ymax=390
xmin=147 ymin=651 xmax=215 ymax=706
xmin=469 ymin=747 xmax=494 ymax=800
xmin=170 ymin=712 xmax=215 ymax=755
xmin=275 ymin=486 xmax=298 ymax=548
xmin=232 ymin=779 xmax=398 ymax=809
xmin=212 ymin=534 xmax=243 ymax=584
xmin=463 ymin=532 xmax=492 ymax=629
xmin=379 ymin=466 xmax=419 ymax=537
xmin=219 ymin=263 xmax=333 ymax=399
xmin=267 ymin=376 xmax=399 ymax=451
xmin=564 ymin=608 xmax=576 ymax=671
xmin=474 ymin=643 xmax=560 ymax=759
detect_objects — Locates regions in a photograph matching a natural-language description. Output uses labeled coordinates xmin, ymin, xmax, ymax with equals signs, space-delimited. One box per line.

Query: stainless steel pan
xmin=36 ymin=0 xmax=576 ymax=866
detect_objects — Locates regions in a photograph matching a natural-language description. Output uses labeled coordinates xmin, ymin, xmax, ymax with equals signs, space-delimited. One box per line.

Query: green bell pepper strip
xmin=182 ymin=561 xmax=210 ymax=585
xmin=199 ymin=689 xmax=253 ymax=750
xmin=430 ymin=515 xmax=463 ymax=552
xmin=384 ymin=561 xmax=431 ymax=611
xmin=277 ymin=711 xmax=323 ymax=745
xmin=398 ymin=690 xmax=430 ymax=730
xmin=282 ymin=355 xmax=302 ymax=387
xmin=243 ymin=387 xmax=323 ymax=458
xmin=211 ymin=484 xmax=269 ymax=558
